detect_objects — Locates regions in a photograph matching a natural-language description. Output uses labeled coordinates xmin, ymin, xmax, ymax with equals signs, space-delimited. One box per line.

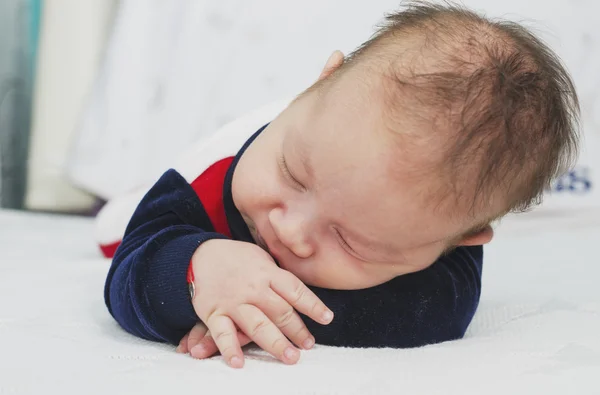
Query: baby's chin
xmin=277 ymin=260 xmax=323 ymax=288
xmin=280 ymin=261 xmax=373 ymax=290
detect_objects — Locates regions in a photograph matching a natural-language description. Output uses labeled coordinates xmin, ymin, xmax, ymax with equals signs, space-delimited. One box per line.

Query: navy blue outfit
xmin=104 ymin=125 xmax=484 ymax=347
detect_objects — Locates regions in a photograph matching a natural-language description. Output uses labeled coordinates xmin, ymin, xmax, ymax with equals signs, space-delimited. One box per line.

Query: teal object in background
xmin=0 ymin=0 xmax=41 ymax=209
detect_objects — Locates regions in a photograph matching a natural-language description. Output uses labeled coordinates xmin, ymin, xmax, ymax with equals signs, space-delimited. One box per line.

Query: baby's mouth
xmin=245 ymin=219 xmax=281 ymax=267
xmin=243 ymin=216 xmax=268 ymax=251
xmin=254 ymin=229 xmax=268 ymax=251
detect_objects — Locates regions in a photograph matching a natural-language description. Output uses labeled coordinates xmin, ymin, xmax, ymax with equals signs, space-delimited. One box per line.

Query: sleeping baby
xmin=97 ymin=1 xmax=580 ymax=368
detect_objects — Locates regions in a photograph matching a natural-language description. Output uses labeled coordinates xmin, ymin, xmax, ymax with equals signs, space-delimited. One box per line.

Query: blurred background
xmin=1 ymin=0 xmax=597 ymax=222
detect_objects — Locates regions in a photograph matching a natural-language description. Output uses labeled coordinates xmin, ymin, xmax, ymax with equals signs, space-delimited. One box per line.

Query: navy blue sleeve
xmin=104 ymin=169 xmax=227 ymax=345
xmin=304 ymin=245 xmax=483 ymax=348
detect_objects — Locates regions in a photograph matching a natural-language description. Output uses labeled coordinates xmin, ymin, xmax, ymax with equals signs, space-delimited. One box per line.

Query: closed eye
xmin=278 ymin=154 xmax=306 ymax=191
xmin=333 ymin=227 xmax=355 ymax=254
xmin=334 ymin=227 xmax=383 ymax=263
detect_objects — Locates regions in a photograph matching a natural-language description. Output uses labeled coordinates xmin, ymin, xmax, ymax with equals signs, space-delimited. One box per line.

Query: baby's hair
xmin=312 ymin=1 xmax=581 ymax=227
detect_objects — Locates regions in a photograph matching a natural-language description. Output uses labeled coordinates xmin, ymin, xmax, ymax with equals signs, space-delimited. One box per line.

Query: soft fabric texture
xmin=103 ymin=123 xmax=484 ymax=348
xmin=1 ymin=208 xmax=598 ymax=394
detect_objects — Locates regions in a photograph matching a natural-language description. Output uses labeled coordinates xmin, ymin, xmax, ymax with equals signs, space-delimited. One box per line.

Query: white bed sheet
xmin=0 ymin=208 xmax=599 ymax=394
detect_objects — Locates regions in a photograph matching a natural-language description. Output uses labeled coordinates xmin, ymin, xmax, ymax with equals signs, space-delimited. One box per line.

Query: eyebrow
xmin=293 ymin=141 xmax=313 ymax=180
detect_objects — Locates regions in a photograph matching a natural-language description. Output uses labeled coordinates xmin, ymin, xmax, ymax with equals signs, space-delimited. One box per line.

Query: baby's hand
xmin=189 ymin=239 xmax=334 ymax=368
xmin=176 ymin=322 xmax=252 ymax=357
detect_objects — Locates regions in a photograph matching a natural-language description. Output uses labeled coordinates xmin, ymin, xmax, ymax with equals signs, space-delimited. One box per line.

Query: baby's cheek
xmin=241 ymin=185 xmax=272 ymax=213
xmin=328 ymin=261 xmax=384 ymax=289
xmin=400 ymin=247 xmax=445 ymax=275
xmin=362 ymin=265 xmax=400 ymax=288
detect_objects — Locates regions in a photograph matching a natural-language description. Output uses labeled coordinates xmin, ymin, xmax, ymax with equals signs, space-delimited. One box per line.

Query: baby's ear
xmin=317 ymin=50 xmax=345 ymax=81
xmin=457 ymin=225 xmax=494 ymax=246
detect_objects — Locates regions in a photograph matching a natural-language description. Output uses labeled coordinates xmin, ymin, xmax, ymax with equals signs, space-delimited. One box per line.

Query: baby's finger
xmin=176 ymin=332 xmax=190 ymax=353
xmin=185 ymin=322 xmax=209 ymax=353
xmin=191 ymin=331 xmax=253 ymax=359
xmin=206 ymin=315 xmax=245 ymax=369
xmin=234 ymin=304 xmax=301 ymax=365
xmin=271 ymin=271 xmax=334 ymax=325
xmin=259 ymin=289 xmax=315 ymax=350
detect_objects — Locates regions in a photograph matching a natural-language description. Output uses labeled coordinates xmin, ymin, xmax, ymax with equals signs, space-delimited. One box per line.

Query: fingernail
xmin=322 ymin=310 xmax=334 ymax=323
xmin=230 ymin=356 xmax=244 ymax=368
xmin=303 ymin=338 xmax=315 ymax=350
xmin=284 ymin=347 xmax=299 ymax=361
xmin=190 ymin=344 xmax=206 ymax=358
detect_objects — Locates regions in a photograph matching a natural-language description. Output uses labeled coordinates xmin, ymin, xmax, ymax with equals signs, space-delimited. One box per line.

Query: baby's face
xmin=232 ymin=60 xmax=493 ymax=290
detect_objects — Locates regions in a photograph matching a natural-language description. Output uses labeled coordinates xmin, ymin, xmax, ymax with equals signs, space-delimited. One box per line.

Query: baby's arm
xmin=104 ymin=169 xmax=227 ymax=345
xmin=303 ymin=245 xmax=483 ymax=348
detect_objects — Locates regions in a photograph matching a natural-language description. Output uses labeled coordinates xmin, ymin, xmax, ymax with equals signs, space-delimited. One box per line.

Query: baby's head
xmin=232 ymin=1 xmax=580 ymax=289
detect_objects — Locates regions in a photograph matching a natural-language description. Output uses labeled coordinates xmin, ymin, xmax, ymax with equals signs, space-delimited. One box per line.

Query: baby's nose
xmin=269 ymin=209 xmax=314 ymax=259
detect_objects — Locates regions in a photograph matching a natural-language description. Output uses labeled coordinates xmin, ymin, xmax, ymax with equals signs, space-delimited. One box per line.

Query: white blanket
xmin=0 ymin=209 xmax=599 ymax=394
